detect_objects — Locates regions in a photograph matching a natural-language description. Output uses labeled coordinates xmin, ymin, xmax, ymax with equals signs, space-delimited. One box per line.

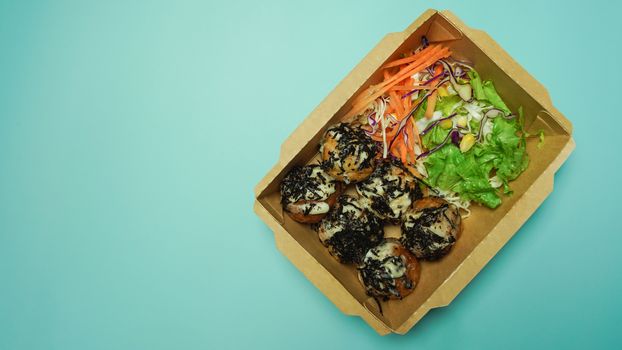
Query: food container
xmin=253 ymin=9 xmax=574 ymax=335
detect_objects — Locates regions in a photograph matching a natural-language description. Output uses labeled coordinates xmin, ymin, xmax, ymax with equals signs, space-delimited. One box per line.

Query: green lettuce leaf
xmin=468 ymin=69 xmax=511 ymax=115
xmin=422 ymin=125 xmax=450 ymax=149
xmin=473 ymin=117 xmax=529 ymax=189
xmin=424 ymin=116 xmax=529 ymax=209
xmin=468 ymin=70 xmax=485 ymax=100
xmin=425 ymin=144 xmax=502 ymax=208
xmin=413 ymin=99 xmax=427 ymax=121
xmin=435 ymin=94 xmax=462 ymax=116
xmin=422 ymin=69 xmax=529 ymax=208
xmin=482 ymin=80 xmax=511 ymax=115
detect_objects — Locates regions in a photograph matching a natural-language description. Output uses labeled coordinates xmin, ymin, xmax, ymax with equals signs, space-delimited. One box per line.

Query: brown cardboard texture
xmin=253 ymin=9 xmax=574 ymax=335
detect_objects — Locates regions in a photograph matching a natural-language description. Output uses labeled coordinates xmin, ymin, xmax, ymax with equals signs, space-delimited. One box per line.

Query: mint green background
xmin=0 ymin=0 xmax=619 ymax=349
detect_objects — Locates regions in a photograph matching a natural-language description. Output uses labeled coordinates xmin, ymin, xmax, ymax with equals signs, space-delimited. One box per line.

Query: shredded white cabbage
xmin=415 ymin=110 xmax=444 ymax=134
xmin=463 ymin=101 xmax=485 ymax=121
xmin=463 ymin=101 xmax=500 ymax=140
xmin=414 ymin=158 xmax=428 ymax=178
xmin=446 ymin=83 xmax=457 ymax=95
xmin=434 ymin=188 xmax=472 ymax=219
xmin=377 ymin=97 xmax=388 ymax=158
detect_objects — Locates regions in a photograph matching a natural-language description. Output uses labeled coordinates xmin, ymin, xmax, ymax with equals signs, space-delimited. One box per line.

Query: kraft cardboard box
xmin=253 ymin=9 xmax=574 ymax=335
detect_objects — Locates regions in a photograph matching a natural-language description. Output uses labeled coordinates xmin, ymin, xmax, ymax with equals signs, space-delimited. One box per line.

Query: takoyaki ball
xmin=280 ymin=165 xmax=342 ymax=224
xmin=317 ymin=195 xmax=384 ymax=265
xmin=320 ymin=123 xmax=378 ymax=184
xmin=401 ymin=197 xmax=462 ymax=260
xmin=358 ymin=239 xmax=421 ymax=300
xmin=356 ymin=160 xmax=422 ymax=222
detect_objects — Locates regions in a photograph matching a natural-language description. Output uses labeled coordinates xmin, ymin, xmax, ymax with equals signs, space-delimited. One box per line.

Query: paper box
xmin=253 ymin=9 xmax=574 ymax=335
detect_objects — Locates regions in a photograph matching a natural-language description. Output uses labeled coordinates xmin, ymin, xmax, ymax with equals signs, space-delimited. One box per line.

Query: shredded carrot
xmin=424 ymin=65 xmax=444 ymax=119
xmin=383 ymin=44 xmax=439 ymax=69
xmin=400 ymin=144 xmax=408 ymax=164
xmin=402 ymin=77 xmax=413 ymax=112
xmin=371 ymin=128 xmax=404 ymax=141
xmin=424 ymin=91 xmax=438 ymax=119
xmin=411 ymin=118 xmax=421 ymax=150
xmin=388 ymin=91 xmax=404 ymax=118
xmin=379 ymin=46 xmax=446 ymax=89
xmin=389 ymin=135 xmax=407 ymax=164
xmin=383 ymin=69 xmax=393 ymax=81
xmin=370 ymin=127 xmax=400 ymax=142
xmin=343 ymin=42 xmax=453 ymax=165
xmin=388 ymin=85 xmax=429 ymax=92
xmin=344 ymin=46 xmax=451 ymax=120
xmin=349 ymin=46 xmax=446 ymax=110
xmin=404 ymin=121 xmax=414 ymax=156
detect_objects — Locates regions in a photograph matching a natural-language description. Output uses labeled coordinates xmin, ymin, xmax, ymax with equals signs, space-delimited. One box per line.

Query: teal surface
xmin=0 ymin=1 xmax=619 ymax=349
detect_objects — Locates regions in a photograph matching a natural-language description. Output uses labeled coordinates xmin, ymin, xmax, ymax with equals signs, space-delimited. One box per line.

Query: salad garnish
xmin=346 ymin=37 xmax=536 ymax=212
